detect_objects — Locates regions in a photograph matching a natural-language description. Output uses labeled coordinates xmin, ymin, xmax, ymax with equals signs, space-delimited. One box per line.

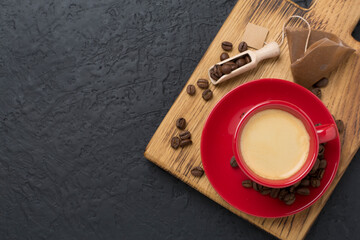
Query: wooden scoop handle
xmin=254 ymin=42 xmax=281 ymax=62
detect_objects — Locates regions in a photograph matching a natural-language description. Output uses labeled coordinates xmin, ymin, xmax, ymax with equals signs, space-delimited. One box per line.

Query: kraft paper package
xmin=285 ymin=27 xmax=355 ymax=89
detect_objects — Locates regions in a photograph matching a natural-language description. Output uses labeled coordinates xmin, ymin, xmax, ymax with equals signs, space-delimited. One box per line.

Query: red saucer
xmin=201 ymin=79 xmax=340 ymax=218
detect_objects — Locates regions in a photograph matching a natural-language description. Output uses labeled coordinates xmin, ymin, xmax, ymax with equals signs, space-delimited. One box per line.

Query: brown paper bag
xmin=286 ymin=27 xmax=355 ymax=89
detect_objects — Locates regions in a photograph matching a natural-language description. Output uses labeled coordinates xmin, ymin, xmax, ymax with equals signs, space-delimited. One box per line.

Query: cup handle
xmin=315 ymin=124 xmax=337 ymax=143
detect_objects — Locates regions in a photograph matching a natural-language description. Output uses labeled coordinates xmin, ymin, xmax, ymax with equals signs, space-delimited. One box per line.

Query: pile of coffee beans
xmin=210 ymin=41 xmax=251 ymax=82
xmin=239 ymin=143 xmax=327 ymax=205
xmin=186 ymin=79 xmax=213 ymax=102
xmin=310 ymin=77 xmax=329 ymax=99
xmin=171 ymin=118 xmax=193 ymax=149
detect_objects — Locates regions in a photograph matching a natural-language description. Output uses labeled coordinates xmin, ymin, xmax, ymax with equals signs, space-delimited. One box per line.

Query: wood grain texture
xmin=144 ymin=0 xmax=360 ymax=239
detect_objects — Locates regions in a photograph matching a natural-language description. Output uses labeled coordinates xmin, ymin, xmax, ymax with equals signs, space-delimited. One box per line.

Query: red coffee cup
xmin=232 ymin=100 xmax=337 ymax=188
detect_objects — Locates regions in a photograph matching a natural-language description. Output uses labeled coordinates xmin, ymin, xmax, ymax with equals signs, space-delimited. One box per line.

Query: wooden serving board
xmin=144 ymin=0 xmax=360 ymax=239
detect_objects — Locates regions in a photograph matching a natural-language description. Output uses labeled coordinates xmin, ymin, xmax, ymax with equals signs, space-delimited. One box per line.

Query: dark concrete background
xmin=0 ymin=0 xmax=359 ymax=239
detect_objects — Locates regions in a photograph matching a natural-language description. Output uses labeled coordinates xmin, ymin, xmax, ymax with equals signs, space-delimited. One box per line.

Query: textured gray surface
xmin=0 ymin=0 xmax=359 ymax=239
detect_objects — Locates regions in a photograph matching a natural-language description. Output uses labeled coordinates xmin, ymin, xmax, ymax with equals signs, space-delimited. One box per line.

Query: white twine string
xmin=279 ymin=15 xmax=311 ymax=53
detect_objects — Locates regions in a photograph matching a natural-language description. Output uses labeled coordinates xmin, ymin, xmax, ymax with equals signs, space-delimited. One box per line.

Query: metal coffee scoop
xmin=208 ymin=42 xmax=280 ymax=85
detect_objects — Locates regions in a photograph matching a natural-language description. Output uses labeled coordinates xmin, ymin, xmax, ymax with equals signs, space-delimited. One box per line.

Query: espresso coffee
xmin=240 ymin=109 xmax=310 ymax=180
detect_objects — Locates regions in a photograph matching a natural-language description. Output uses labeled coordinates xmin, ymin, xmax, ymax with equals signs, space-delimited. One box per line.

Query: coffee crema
xmin=239 ymin=109 xmax=310 ymax=180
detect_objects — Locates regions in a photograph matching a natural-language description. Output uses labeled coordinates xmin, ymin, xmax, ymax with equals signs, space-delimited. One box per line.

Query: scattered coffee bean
xmin=230 ymin=156 xmax=238 ymax=168
xmin=293 ymin=181 xmax=301 ymax=188
xmin=220 ymin=52 xmax=230 ymax=61
xmin=221 ymin=41 xmax=233 ymax=51
xmin=257 ymin=184 xmax=263 ymax=192
xmin=310 ymin=158 xmax=320 ymax=174
xmin=176 ymin=118 xmax=186 ymax=130
xmin=319 ymin=159 xmax=327 ymax=169
xmin=191 ymin=166 xmax=204 ymax=177
xmin=242 ymin=180 xmax=252 ymax=188
xmin=270 ymin=188 xmax=280 ymax=198
xmin=252 ymin=182 xmax=259 ymax=191
xmin=261 ymin=189 xmax=271 ymax=195
xmin=311 ymin=87 xmax=322 ymax=98
xmin=186 ymin=84 xmax=196 ymax=96
xmin=335 ymin=119 xmax=344 ymax=133
xmin=245 ymin=55 xmax=251 ymax=63
xmin=314 ymin=78 xmax=329 ymax=88
xmin=284 ymin=193 xmax=295 ymax=202
xmin=221 ymin=64 xmax=232 ymax=74
xmin=296 ymin=187 xmax=310 ymax=195
xmin=202 ymin=89 xmax=213 ymax=101
xmin=278 ymin=189 xmax=288 ymax=201
xmin=285 ymin=197 xmax=296 ymax=205
xmin=197 ymin=79 xmax=209 ymax=89
xmin=238 ymin=41 xmax=248 ymax=52
xmin=180 ymin=139 xmax=192 ymax=148
xmin=171 ymin=137 xmax=180 ymax=149
xmin=236 ymin=58 xmax=247 ymax=68
xmin=179 ymin=131 xmax=191 ymax=140
xmin=300 ymin=179 xmax=310 ymax=187
xmin=311 ymin=178 xmax=321 ymax=188
xmin=318 ymin=144 xmax=325 ymax=155
xmin=317 ymin=169 xmax=325 ymax=180
xmin=289 ymin=181 xmax=301 ymax=193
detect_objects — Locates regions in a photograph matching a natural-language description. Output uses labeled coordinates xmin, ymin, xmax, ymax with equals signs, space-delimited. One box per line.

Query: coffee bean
xmin=171 ymin=137 xmax=180 ymax=149
xmin=311 ymin=178 xmax=321 ymax=188
xmin=278 ymin=189 xmax=288 ymax=200
xmin=180 ymin=139 xmax=192 ymax=148
xmin=214 ymin=65 xmax=223 ymax=78
xmin=186 ymin=85 xmax=196 ymax=96
xmin=230 ymin=156 xmax=238 ymax=168
xmin=261 ymin=189 xmax=271 ymax=195
xmin=289 ymin=181 xmax=301 ymax=193
xmin=221 ymin=41 xmax=233 ymax=51
xmin=314 ymin=78 xmax=329 ymax=88
xmin=270 ymin=188 xmax=280 ymax=198
xmin=336 ymin=119 xmax=344 ymax=133
xmin=319 ymin=159 xmax=327 ymax=169
xmin=318 ymin=144 xmax=325 ymax=155
xmin=317 ymin=169 xmax=325 ymax=180
xmin=220 ymin=52 xmax=230 ymax=61
xmin=221 ymin=64 xmax=232 ymax=74
xmin=310 ymin=158 xmax=320 ymax=174
xmin=300 ymin=179 xmax=310 ymax=187
xmin=210 ymin=72 xmax=219 ymax=81
xmin=236 ymin=58 xmax=247 ymax=68
xmin=191 ymin=166 xmax=204 ymax=177
xmin=179 ymin=131 xmax=191 ymax=140
xmin=245 ymin=55 xmax=251 ymax=63
xmin=197 ymin=79 xmax=209 ymax=89
xmin=285 ymin=197 xmax=296 ymax=205
xmin=238 ymin=41 xmax=248 ymax=52
xmin=311 ymin=87 xmax=322 ymax=98
xmin=242 ymin=180 xmax=252 ymax=188
xmin=176 ymin=118 xmax=186 ymax=130
xmin=296 ymin=187 xmax=310 ymax=195
xmin=284 ymin=193 xmax=295 ymax=202
xmin=227 ymin=61 xmax=238 ymax=71
xmin=257 ymin=184 xmax=263 ymax=192
xmin=202 ymin=89 xmax=213 ymax=101
xmin=252 ymin=182 xmax=259 ymax=191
